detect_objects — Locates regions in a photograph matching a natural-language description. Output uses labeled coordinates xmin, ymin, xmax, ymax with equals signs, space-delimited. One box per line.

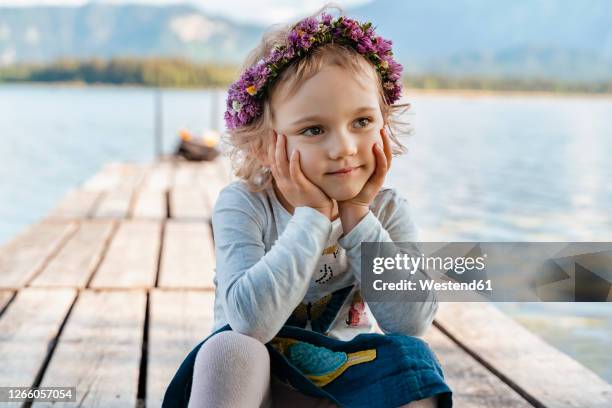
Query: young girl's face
xmin=271 ymin=64 xmax=384 ymax=202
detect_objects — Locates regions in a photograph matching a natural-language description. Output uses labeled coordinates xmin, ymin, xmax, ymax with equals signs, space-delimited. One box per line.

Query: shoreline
xmin=404 ymin=87 xmax=612 ymax=99
xmin=1 ymin=81 xmax=611 ymax=99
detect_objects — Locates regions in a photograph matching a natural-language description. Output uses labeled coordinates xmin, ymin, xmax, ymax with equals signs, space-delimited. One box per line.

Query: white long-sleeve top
xmin=210 ymin=180 xmax=438 ymax=344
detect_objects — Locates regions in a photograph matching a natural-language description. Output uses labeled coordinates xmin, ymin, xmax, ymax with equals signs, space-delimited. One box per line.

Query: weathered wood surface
xmin=422 ymin=327 xmax=531 ymax=407
xmin=30 ymin=220 xmax=115 ymax=288
xmin=158 ymin=221 xmax=216 ymax=288
xmin=170 ymin=162 xmax=214 ymax=220
xmin=435 ymin=302 xmax=612 ymax=408
xmin=169 ymin=188 xmax=211 ymax=220
xmin=90 ymin=220 xmax=161 ymax=288
xmin=0 ymin=288 xmax=76 ymax=386
xmin=48 ymin=189 xmax=102 ymax=219
xmin=0 ymin=290 xmax=14 ymax=311
xmin=132 ymin=190 xmax=166 ymax=219
xmin=147 ymin=290 xmax=215 ymax=407
xmin=34 ymin=290 xmax=146 ymax=408
xmin=0 ymin=157 xmax=609 ymax=407
xmin=0 ymin=221 xmax=77 ymax=289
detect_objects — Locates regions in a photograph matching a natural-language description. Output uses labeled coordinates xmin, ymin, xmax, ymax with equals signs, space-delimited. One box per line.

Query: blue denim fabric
xmin=162 ymin=324 xmax=453 ymax=408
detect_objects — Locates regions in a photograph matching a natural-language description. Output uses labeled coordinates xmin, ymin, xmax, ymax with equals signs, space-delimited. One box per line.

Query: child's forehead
xmin=272 ymin=63 xmax=379 ymax=106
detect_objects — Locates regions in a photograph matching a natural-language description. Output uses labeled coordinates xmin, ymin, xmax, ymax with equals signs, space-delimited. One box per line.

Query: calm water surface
xmin=1 ymin=84 xmax=610 ymax=382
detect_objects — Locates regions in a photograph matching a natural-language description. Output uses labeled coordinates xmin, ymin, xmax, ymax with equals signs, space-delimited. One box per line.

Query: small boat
xmin=175 ymin=129 xmax=221 ymax=161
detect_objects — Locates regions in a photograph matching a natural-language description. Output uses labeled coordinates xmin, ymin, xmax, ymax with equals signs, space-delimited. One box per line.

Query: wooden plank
xmin=132 ymin=190 xmax=166 ymax=219
xmin=92 ymin=189 xmax=135 ymax=218
xmin=48 ymin=189 xmax=102 ymax=219
xmin=158 ymin=221 xmax=215 ymax=288
xmin=0 ymin=290 xmax=14 ymax=312
xmin=88 ymin=164 xmax=148 ymax=218
xmin=173 ymin=162 xmax=199 ymax=188
xmin=115 ymin=163 xmax=149 ymax=190
xmin=82 ymin=163 xmax=123 ymax=192
xmin=30 ymin=221 xmax=115 ymax=288
xmin=216 ymin=155 xmax=235 ymax=183
xmin=423 ymin=326 xmax=531 ymax=407
xmin=0 ymin=288 xmax=76 ymax=387
xmin=197 ymin=162 xmax=228 ymax=211
xmin=169 ymin=188 xmax=210 ymax=220
xmin=90 ymin=220 xmax=161 ymax=288
xmin=0 ymin=222 xmax=77 ymax=289
xmin=435 ymin=302 xmax=612 ymax=408
xmin=142 ymin=162 xmax=173 ymax=192
xmin=34 ymin=290 xmax=146 ymax=408
xmin=147 ymin=290 xmax=215 ymax=407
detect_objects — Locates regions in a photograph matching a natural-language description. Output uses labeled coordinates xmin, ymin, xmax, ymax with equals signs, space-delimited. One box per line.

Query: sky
xmin=0 ymin=0 xmax=372 ymax=24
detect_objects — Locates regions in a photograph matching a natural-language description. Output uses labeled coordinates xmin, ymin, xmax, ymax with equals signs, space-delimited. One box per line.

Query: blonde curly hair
xmin=222 ymin=4 xmax=412 ymax=192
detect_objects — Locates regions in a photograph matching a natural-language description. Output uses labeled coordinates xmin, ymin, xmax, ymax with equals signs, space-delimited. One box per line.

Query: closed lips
xmin=327 ymin=166 xmax=359 ymax=174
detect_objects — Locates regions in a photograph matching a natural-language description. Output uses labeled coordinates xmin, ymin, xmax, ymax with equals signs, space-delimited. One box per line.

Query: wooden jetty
xmin=0 ymin=157 xmax=610 ymax=407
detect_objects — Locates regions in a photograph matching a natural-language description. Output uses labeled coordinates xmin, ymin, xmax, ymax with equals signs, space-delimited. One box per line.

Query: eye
xmin=354 ymin=117 xmax=372 ymax=128
xmin=300 ymin=126 xmax=323 ymax=137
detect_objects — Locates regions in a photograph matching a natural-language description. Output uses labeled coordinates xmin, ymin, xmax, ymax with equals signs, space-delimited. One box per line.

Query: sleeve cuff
xmin=338 ymin=210 xmax=380 ymax=250
xmin=292 ymin=206 xmax=332 ymax=235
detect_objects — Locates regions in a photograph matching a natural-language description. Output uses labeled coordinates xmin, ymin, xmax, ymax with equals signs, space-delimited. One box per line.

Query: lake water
xmin=1 ymin=84 xmax=610 ymax=382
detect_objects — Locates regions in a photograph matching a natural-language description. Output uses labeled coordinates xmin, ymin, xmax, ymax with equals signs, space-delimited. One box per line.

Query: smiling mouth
xmin=326 ymin=166 xmax=361 ymax=175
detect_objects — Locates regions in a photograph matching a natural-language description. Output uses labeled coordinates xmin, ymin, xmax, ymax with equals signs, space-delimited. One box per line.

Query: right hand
xmin=267 ymin=130 xmax=334 ymax=220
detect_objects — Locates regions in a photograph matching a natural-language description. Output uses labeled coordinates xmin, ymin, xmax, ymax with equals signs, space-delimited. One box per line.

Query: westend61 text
xmin=372 ymin=279 xmax=493 ymax=292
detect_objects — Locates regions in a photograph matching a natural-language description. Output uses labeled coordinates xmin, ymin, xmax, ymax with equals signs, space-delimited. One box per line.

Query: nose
xmin=327 ymin=129 xmax=358 ymax=160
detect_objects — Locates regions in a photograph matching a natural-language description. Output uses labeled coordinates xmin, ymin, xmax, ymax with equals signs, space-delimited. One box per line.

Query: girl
xmin=163 ymin=6 xmax=452 ymax=408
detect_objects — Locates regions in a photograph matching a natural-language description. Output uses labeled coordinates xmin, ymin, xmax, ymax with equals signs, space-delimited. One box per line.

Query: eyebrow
xmin=290 ymin=106 xmax=378 ymax=126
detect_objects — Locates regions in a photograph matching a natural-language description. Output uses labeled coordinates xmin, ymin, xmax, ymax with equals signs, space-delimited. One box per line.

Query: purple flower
xmin=297 ymin=17 xmax=319 ymax=34
xmin=386 ymin=60 xmax=403 ymax=81
xmin=357 ymin=36 xmax=374 ymax=54
xmin=321 ymin=13 xmax=333 ymax=25
xmin=374 ymin=36 xmax=392 ymax=55
xmin=341 ymin=18 xmax=364 ymax=41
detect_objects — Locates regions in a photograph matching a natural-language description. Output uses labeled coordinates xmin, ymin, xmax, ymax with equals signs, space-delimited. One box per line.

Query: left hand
xmin=338 ymin=128 xmax=393 ymax=235
xmin=338 ymin=127 xmax=392 ymax=209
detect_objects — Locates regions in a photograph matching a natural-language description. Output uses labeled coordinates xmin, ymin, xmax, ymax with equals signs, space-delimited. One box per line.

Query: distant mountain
xmin=348 ymin=0 xmax=612 ymax=81
xmin=1 ymin=1 xmax=611 ymax=81
xmin=0 ymin=3 xmax=263 ymax=65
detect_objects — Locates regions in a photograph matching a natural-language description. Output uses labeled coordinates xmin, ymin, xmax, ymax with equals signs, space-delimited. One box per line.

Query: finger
xmin=276 ymin=133 xmax=290 ymax=176
xmin=288 ymin=149 xmax=302 ymax=183
xmin=270 ymin=162 xmax=278 ymax=179
xmin=267 ymin=134 xmax=275 ymax=166
xmin=290 ymin=149 xmax=311 ymax=187
xmin=268 ymin=129 xmax=278 ymax=159
xmin=380 ymin=128 xmax=392 ymax=170
xmin=371 ymin=143 xmax=388 ymax=181
xmin=291 ymin=150 xmax=325 ymax=195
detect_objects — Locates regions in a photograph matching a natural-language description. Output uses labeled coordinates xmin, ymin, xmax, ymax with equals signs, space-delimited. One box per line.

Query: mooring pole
xmin=211 ymin=88 xmax=219 ymax=131
xmin=154 ymin=87 xmax=163 ymax=159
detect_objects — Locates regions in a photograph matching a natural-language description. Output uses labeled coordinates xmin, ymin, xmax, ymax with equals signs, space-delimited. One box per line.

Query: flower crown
xmin=224 ymin=12 xmax=403 ymax=130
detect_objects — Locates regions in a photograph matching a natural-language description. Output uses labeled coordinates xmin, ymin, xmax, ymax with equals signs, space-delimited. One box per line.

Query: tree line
xmin=1 ymin=57 xmax=610 ymax=94
xmin=0 ymin=58 xmax=238 ymax=87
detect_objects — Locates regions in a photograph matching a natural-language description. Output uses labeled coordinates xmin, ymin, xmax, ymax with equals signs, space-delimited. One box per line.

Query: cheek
xmin=358 ymin=133 xmax=379 ymax=166
xmin=288 ymin=143 xmax=322 ymax=174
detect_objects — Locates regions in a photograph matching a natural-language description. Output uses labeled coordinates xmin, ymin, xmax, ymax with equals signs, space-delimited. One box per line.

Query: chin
xmin=324 ymin=184 xmax=363 ymax=202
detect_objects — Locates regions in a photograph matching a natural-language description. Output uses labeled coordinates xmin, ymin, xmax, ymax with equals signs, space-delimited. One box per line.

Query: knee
xmin=401 ymin=395 xmax=438 ymax=408
xmin=194 ymin=331 xmax=270 ymax=374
